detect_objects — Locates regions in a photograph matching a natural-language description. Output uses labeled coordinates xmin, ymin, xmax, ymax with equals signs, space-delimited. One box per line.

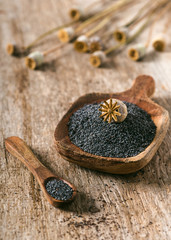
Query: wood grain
xmin=0 ymin=0 xmax=171 ymax=239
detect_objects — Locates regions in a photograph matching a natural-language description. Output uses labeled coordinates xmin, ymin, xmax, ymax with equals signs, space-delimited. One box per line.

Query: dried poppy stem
xmin=147 ymin=1 xmax=171 ymax=50
xmin=69 ymin=0 xmax=104 ymax=21
xmin=126 ymin=0 xmax=168 ymax=35
xmin=25 ymin=20 xmax=76 ymax=50
xmin=90 ymin=14 xmax=152 ymax=67
xmin=127 ymin=0 xmax=169 ymax=60
xmin=89 ymin=36 xmax=104 ymax=53
xmin=59 ymin=1 xmax=120 ymax=43
xmin=6 ymin=44 xmax=27 ymax=57
xmin=75 ymin=0 xmax=132 ymax=33
xmin=25 ymin=43 xmax=66 ymax=70
xmin=127 ymin=1 xmax=158 ymax=30
xmin=127 ymin=18 xmax=154 ymax=61
xmin=25 ymin=51 xmax=44 ymax=70
xmin=153 ymin=9 xmax=171 ymax=51
xmin=89 ymin=50 xmax=107 ymax=67
xmin=113 ymin=0 xmax=156 ymax=44
xmin=114 ymin=0 xmax=168 ymax=46
xmin=163 ymin=8 xmax=171 ymax=34
xmin=85 ymin=16 xmax=110 ymax=38
xmin=6 ymin=20 xmax=77 ymax=56
xmin=57 ymin=27 xmax=75 ymax=43
xmin=43 ymin=43 xmax=66 ymax=56
xmin=124 ymin=0 xmax=155 ymax=28
xmin=74 ymin=16 xmax=110 ymax=53
xmin=106 ymin=17 xmax=150 ymax=55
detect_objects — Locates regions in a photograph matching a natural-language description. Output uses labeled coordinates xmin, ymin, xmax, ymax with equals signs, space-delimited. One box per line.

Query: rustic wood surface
xmin=0 ymin=0 xmax=171 ymax=239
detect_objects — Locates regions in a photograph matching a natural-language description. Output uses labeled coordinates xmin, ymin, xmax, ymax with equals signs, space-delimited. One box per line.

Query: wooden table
xmin=0 ymin=1 xmax=171 ymax=239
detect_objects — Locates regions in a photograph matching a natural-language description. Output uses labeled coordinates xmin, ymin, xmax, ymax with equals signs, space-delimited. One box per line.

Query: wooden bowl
xmin=54 ymin=75 xmax=169 ymax=174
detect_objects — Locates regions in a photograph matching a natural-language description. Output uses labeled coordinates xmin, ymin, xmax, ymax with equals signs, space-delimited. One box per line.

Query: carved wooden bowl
xmin=54 ymin=75 xmax=169 ymax=174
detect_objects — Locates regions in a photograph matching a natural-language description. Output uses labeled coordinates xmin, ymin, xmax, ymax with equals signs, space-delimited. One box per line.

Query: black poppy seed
xmin=68 ymin=101 xmax=156 ymax=158
xmin=45 ymin=179 xmax=73 ymax=201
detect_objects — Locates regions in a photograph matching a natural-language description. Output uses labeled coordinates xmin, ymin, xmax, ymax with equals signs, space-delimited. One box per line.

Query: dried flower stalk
xmin=89 ymin=36 xmax=104 ymax=53
xmin=74 ymin=16 xmax=110 ymax=53
xmin=69 ymin=7 xmax=85 ymax=21
xmin=7 ymin=0 xmax=171 ymax=69
xmin=25 ymin=43 xmax=65 ymax=69
xmin=6 ymin=43 xmax=23 ymax=56
xmin=57 ymin=27 xmax=75 ymax=43
xmin=25 ymin=51 xmax=44 ymax=70
xmin=90 ymin=10 xmax=154 ymax=68
xmin=113 ymin=27 xmax=129 ymax=44
xmin=90 ymin=50 xmax=106 ymax=67
xmin=6 ymin=20 xmax=77 ymax=57
xmin=145 ymin=0 xmax=171 ymax=49
xmin=152 ymin=36 xmax=166 ymax=51
xmin=128 ymin=44 xmax=146 ymax=61
xmin=69 ymin=0 xmax=105 ymax=21
xmin=25 ymin=20 xmax=77 ymax=50
xmin=75 ymin=0 xmax=131 ymax=33
xmin=74 ymin=35 xmax=89 ymax=53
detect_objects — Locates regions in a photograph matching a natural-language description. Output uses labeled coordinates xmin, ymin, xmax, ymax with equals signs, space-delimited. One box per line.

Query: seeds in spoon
xmin=45 ymin=179 xmax=73 ymax=201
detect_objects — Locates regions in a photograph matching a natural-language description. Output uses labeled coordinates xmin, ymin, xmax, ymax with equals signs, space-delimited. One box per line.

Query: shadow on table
xmin=36 ymin=59 xmax=58 ymax=72
xmin=59 ymin=191 xmax=100 ymax=214
xmin=31 ymin=150 xmax=100 ymax=213
xmin=100 ymin=48 xmax=166 ymax=69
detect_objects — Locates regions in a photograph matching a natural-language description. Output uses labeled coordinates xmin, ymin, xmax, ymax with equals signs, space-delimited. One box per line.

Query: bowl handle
xmin=130 ymin=75 xmax=155 ymax=99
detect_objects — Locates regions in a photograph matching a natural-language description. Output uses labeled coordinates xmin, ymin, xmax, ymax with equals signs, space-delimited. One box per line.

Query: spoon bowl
xmin=54 ymin=75 xmax=169 ymax=174
xmin=5 ymin=136 xmax=76 ymax=207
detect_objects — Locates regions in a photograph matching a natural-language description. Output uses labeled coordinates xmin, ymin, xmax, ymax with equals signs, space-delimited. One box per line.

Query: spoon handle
xmin=131 ymin=75 xmax=155 ymax=98
xmin=5 ymin=136 xmax=45 ymax=176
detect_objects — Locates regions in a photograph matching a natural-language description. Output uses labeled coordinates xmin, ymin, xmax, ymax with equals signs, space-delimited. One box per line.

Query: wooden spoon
xmin=54 ymin=75 xmax=169 ymax=174
xmin=5 ymin=136 xmax=76 ymax=207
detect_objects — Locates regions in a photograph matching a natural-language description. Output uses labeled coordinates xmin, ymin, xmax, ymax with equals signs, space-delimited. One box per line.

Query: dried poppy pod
xmin=89 ymin=50 xmax=106 ymax=68
xmin=89 ymin=36 xmax=104 ymax=53
xmin=74 ymin=35 xmax=89 ymax=53
xmin=128 ymin=44 xmax=146 ymax=61
xmin=99 ymin=98 xmax=127 ymax=123
xmin=57 ymin=27 xmax=75 ymax=43
xmin=6 ymin=43 xmax=27 ymax=57
xmin=25 ymin=51 xmax=44 ymax=70
xmin=69 ymin=7 xmax=85 ymax=21
xmin=152 ymin=35 xmax=166 ymax=52
xmin=113 ymin=27 xmax=129 ymax=44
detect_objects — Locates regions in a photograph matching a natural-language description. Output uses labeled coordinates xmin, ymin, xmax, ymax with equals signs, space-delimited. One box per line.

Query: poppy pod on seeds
xmin=74 ymin=35 xmax=89 ymax=53
xmin=152 ymin=35 xmax=166 ymax=52
xmin=25 ymin=51 xmax=44 ymax=70
xmin=99 ymin=98 xmax=128 ymax=123
xmin=69 ymin=7 xmax=85 ymax=21
xmin=89 ymin=50 xmax=106 ymax=67
xmin=113 ymin=27 xmax=129 ymax=44
xmin=57 ymin=27 xmax=75 ymax=43
xmin=128 ymin=44 xmax=146 ymax=61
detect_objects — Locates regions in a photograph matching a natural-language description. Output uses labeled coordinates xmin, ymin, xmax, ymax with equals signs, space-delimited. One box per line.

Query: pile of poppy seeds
xmin=45 ymin=179 xmax=73 ymax=201
xmin=68 ymin=101 xmax=156 ymax=158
